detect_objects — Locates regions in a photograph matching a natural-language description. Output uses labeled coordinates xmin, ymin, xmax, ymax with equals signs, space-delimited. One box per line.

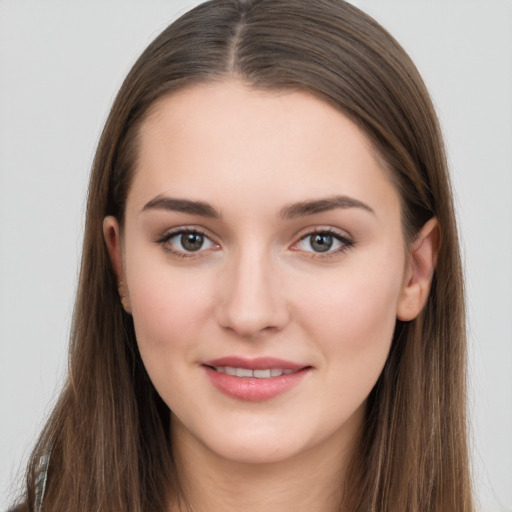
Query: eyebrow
xmin=280 ymin=195 xmax=375 ymax=219
xmin=141 ymin=195 xmax=221 ymax=218
xmin=141 ymin=194 xmax=374 ymax=220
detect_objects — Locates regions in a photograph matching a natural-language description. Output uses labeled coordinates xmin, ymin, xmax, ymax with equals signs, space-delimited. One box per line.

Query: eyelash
xmin=293 ymin=228 xmax=355 ymax=259
xmin=155 ymin=227 xmax=218 ymax=259
xmin=154 ymin=227 xmax=355 ymax=259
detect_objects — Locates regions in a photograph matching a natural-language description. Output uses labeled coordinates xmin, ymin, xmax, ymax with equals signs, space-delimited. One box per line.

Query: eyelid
xmin=290 ymin=226 xmax=355 ymax=257
xmin=154 ymin=224 xmax=353 ymax=259
xmin=154 ymin=226 xmax=220 ymax=258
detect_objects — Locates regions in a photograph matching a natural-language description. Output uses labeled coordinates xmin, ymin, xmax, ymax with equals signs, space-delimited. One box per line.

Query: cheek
xmin=125 ymin=249 xmax=214 ymax=359
xmin=126 ymin=262 xmax=217 ymax=410
xmin=294 ymin=255 xmax=404 ymax=386
xmin=329 ymin=280 xmax=399 ymax=345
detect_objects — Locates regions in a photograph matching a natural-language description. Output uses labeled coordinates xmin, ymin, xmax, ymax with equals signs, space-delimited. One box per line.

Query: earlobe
xmin=397 ymin=217 xmax=440 ymax=321
xmin=103 ymin=216 xmax=132 ymax=314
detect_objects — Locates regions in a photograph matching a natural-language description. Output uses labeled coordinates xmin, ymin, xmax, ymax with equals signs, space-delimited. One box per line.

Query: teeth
xmin=212 ymin=366 xmax=297 ymax=378
xmin=236 ymin=368 xmax=253 ymax=378
xmin=253 ymin=369 xmax=271 ymax=378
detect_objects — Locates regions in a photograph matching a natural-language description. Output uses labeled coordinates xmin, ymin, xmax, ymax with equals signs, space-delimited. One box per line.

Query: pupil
xmin=181 ymin=233 xmax=203 ymax=251
xmin=311 ymin=234 xmax=333 ymax=252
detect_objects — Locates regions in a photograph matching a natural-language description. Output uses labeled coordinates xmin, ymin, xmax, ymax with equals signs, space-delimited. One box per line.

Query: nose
xmin=216 ymin=247 xmax=290 ymax=338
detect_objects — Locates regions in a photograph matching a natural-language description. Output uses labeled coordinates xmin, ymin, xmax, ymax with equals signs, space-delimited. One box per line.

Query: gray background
xmin=1 ymin=1 xmax=511 ymax=510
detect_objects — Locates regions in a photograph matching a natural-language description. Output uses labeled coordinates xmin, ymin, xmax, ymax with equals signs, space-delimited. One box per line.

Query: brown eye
xmin=181 ymin=232 xmax=205 ymax=252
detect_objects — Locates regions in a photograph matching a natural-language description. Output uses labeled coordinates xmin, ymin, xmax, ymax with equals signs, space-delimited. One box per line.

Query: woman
xmin=11 ymin=0 xmax=473 ymax=510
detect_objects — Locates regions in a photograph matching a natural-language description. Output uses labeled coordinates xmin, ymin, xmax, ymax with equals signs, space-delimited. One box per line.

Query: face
xmin=105 ymin=80 xmax=427 ymax=466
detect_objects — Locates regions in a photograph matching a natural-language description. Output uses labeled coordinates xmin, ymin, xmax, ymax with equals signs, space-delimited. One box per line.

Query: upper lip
xmin=202 ymin=356 xmax=307 ymax=371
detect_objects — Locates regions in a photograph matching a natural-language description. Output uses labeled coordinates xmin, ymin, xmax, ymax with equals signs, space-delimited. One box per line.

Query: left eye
xmin=296 ymin=231 xmax=351 ymax=253
xmin=164 ymin=230 xmax=217 ymax=253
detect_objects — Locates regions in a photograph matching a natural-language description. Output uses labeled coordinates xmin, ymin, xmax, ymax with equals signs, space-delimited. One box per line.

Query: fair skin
xmin=104 ymin=80 xmax=438 ymax=512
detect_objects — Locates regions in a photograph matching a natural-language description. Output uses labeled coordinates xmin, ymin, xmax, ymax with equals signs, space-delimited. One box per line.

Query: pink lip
xmin=202 ymin=357 xmax=311 ymax=402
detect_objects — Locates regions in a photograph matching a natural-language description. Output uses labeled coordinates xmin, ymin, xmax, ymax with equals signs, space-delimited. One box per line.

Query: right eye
xmin=156 ymin=228 xmax=219 ymax=257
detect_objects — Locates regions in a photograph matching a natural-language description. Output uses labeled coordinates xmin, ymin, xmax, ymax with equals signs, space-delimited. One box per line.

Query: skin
xmin=104 ymin=80 xmax=438 ymax=512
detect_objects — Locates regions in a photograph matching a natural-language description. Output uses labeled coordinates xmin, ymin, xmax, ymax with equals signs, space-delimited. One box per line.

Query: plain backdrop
xmin=0 ymin=1 xmax=511 ymax=511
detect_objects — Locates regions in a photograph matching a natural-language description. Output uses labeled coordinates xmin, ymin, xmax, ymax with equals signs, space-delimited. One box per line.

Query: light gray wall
xmin=0 ymin=1 xmax=510 ymax=510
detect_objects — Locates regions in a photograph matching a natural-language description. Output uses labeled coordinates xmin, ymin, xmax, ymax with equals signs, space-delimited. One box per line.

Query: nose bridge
xmin=217 ymin=241 xmax=288 ymax=337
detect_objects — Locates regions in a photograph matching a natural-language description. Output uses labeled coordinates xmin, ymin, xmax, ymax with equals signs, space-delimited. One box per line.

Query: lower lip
xmin=203 ymin=366 xmax=310 ymax=401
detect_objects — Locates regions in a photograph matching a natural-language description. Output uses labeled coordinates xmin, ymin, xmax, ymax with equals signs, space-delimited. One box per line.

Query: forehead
xmin=143 ymin=81 xmax=375 ymax=156
xmin=129 ymin=80 xmax=399 ymax=220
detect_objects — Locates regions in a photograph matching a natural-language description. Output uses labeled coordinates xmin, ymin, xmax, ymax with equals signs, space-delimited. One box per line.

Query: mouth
xmin=204 ymin=366 xmax=300 ymax=378
xmin=201 ymin=357 xmax=311 ymax=401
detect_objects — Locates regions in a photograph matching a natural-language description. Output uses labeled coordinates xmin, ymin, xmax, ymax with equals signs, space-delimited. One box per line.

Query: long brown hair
xmin=15 ymin=1 xmax=473 ymax=511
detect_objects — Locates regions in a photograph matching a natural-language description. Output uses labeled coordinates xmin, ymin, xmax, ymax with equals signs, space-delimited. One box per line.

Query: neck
xmin=168 ymin=412 xmax=363 ymax=512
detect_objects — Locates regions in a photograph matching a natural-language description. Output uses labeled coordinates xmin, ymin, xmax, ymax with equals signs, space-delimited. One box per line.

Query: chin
xmin=172 ymin=411 xmax=313 ymax=465
xmin=208 ymin=435 xmax=308 ymax=465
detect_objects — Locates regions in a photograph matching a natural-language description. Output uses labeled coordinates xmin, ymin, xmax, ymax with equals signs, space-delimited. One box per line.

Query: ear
xmin=103 ymin=216 xmax=131 ymax=314
xmin=397 ymin=217 xmax=440 ymax=321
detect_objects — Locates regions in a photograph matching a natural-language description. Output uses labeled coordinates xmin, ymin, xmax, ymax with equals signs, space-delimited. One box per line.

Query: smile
xmin=202 ymin=357 xmax=311 ymax=401
xmin=209 ymin=366 xmax=298 ymax=378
